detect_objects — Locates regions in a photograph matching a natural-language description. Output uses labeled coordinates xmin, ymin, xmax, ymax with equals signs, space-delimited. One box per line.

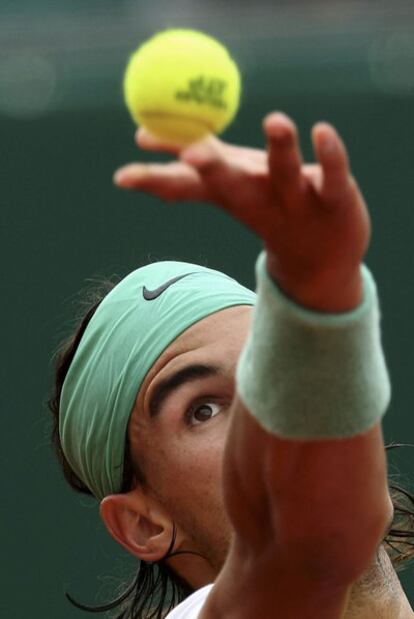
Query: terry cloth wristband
xmin=236 ymin=252 xmax=390 ymax=439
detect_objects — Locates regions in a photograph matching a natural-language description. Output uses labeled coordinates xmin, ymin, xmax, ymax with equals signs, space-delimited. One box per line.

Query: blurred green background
xmin=1 ymin=1 xmax=414 ymax=616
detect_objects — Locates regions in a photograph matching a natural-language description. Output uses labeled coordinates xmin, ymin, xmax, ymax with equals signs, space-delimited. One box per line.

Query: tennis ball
xmin=123 ymin=29 xmax=241 ymax=145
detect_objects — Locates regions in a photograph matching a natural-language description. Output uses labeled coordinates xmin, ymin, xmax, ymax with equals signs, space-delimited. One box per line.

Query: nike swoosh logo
xmin=142 ymin=272 xmax=195 ymax=301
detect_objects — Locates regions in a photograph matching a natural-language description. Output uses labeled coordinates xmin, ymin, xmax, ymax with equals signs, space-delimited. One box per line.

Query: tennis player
xmin=51 ymin=112 xmax=414 ymax=618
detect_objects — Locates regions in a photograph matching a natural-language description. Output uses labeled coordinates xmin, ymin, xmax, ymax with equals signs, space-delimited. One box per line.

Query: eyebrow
xmin=148 ymin=363 xmax=221 ymax=418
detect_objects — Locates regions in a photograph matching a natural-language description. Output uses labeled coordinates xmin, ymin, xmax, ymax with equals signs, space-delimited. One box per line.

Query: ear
xmin=100 ymin=489 xmax=174 ymax=563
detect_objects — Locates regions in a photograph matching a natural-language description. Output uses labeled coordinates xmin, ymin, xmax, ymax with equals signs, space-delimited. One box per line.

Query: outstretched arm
xmin=114 ymin=114 xmax=393 ymax=618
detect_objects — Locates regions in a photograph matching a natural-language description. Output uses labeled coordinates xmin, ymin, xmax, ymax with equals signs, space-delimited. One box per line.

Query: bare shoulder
xmin=402 ymin=606 xmax=414 ymax=618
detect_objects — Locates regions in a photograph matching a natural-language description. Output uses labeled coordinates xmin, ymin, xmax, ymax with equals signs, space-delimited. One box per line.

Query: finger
xmin=113 ymin=161 xmax=207 ymax=201
xmin=180 ymin=138 xmax=227 ymax=176
xmin=312 ymin=123 xmax=351 ymax=203
xmin=181 ymin=137 xmax=267 ymax=181
xmin=180 ymin=137 xmax=268 ymax=218
xmin=136 ymin=127 xmax=267 ymax=168
xmin=135 ymin=127 xmax=182 ymax=155
xmin=220 ymin=143 xmax=267 ymax=166
xmin=264 ymin=112 xmax=304 ymax=200
xmin=136 ymin=129 xmax=224 ymax=157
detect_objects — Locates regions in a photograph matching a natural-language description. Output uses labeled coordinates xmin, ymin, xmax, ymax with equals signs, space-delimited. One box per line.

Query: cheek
xmin=147 ymin=422 xmax=228 ymax=510
xmin=141 ymin=420 xmax=234 ymax=562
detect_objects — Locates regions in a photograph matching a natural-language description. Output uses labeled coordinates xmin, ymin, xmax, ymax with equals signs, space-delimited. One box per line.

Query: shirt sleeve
xmin=165 ymin=584 xmax=213 ymax=619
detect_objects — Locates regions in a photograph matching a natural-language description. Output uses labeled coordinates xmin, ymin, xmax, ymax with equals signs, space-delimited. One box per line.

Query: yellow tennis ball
xmin=123 ymin=29 xmax=241 ymax=145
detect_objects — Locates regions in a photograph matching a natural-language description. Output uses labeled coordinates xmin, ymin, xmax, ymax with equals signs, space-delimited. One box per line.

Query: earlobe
xmin=100 ymin=491 xmax=173 ymax=563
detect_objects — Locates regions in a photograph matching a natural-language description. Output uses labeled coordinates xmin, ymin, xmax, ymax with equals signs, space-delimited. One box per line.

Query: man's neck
xmin=343 ymin=546 xmax=413 ymax=618
xmin=170 ymin=544 xmax=413 ymax=618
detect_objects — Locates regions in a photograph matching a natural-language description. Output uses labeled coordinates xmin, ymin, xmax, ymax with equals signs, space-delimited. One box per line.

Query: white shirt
xmin=166 ymin=584 xmax=213 ymax=619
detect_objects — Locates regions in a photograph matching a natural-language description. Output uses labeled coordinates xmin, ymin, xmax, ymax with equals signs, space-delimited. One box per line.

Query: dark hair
xmin=49 ymin=281 xmax=194 ymax=618
xmin=48 ymin=283 xmax=414 ymax=618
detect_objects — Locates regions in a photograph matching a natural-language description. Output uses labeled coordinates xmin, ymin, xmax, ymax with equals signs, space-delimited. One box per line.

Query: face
xmin=107 ymin=305 xmax=409 ymax=616
xmin=128 ymin=305 xmax=252 ymax=573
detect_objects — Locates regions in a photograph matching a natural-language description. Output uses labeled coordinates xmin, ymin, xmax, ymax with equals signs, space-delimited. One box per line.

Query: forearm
xmin=224 ymin=252 xmax=392 ymax=576
xmin=224 ymin=408 xmax=391 ymax=578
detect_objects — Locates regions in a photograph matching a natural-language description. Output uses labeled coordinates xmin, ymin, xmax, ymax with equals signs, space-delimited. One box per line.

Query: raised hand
xmin=114 ymin=113 xmax=370 ymax=311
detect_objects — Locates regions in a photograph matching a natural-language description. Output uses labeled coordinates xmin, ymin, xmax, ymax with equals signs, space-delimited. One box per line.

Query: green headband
xmin=59 ymin=260 xmax=256 ymax=499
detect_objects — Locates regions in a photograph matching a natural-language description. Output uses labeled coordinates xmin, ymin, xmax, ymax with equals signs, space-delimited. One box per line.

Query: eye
xmin=186 ymin=402 xmax=222 ymax=426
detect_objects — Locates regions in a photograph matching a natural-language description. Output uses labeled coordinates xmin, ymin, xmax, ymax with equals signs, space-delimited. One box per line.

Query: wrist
xmin=265 ymin=250 xmax=363 ymax=313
